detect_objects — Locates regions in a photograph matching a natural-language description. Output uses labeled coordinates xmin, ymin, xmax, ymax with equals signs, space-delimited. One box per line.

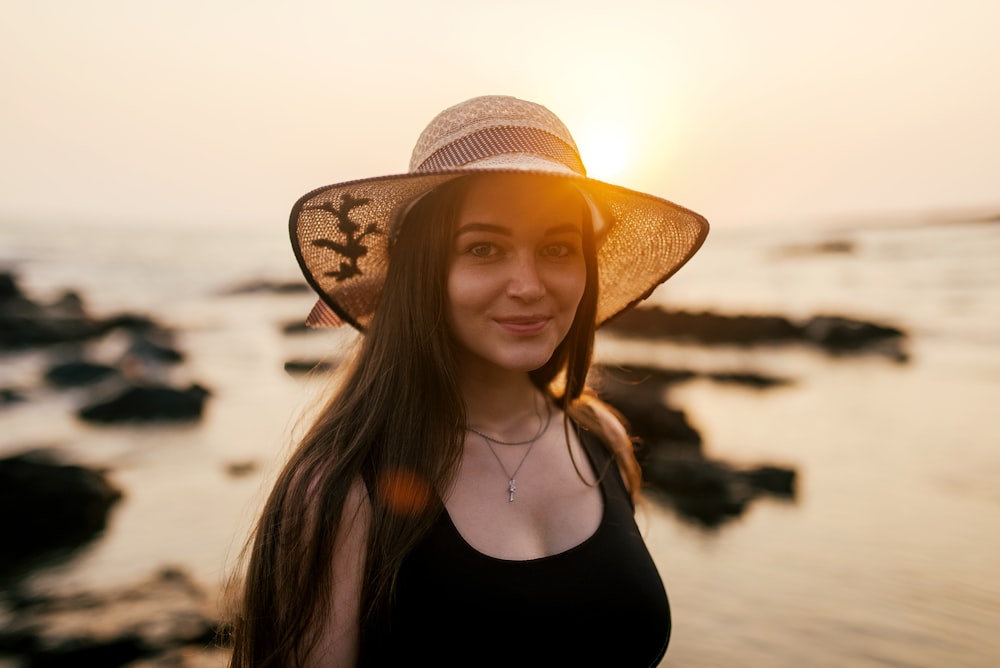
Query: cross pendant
xmin=507 ymin=479 xmax=517 ymax=502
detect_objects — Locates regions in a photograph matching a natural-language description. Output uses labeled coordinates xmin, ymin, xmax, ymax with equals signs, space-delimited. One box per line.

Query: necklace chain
xmin=467 ymin=398 xmax=552 ymax=502
xmin=466 ymin=395 xmax=548 ymax=446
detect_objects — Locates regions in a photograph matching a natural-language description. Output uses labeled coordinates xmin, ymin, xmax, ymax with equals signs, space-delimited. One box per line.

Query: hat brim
xmin=290 ymin=169 xmax=708 ymax=331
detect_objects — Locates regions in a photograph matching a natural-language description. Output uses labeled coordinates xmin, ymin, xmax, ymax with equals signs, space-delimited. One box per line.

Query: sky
xmin=2 ymin=0 xmax=999 ymax=230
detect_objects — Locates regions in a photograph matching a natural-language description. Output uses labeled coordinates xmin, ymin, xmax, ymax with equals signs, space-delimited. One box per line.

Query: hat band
xmin=414 ymin=125 xmax=586 ymax=176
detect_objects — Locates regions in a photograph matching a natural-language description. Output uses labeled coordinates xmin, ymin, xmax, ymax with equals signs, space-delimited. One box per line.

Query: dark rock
xmin=99 ymin=313 xmax=162 ymax=336
xmin=0 ymin=272 xmax=165 ymax=350
xmin=0 ymin=450 xmax=122 ymax=566
xmin=225 ymin=461 xmax=258 ymax=477
xmin=0 ymin=284 xmax=104 ymax=348
xmin=0 ymin=567 xmax=221 ymax=667
xmin=605 ymin=307 xmax=802 ymax=345
xmin=590 ymin=364 xmax=702 ymax=453
xmin=802 ymin=315 xmax=907 ymax=359
xmin=281 ymin=320 xmax=312 ymax=335
xmin=284 ymin=359 xmax=335 ymax=375
xmin=644 ymin=455 xmax=739 ymax=497
xmin=603 ymin=306 xmax=907 ymax=359
xmin=0 ymin=271 xmax=23 ymax=300
xmin=124 ymin=331 xmax=184 ymax=366
xmin=589 ymin=362 xmax=799 ymax=528
xmin=643 ymin=455 xmax=752 ymax=528
xmin=741 ymin=465 xmax=797 ymax=497
xmin=642 ymin=456 xmax=798 ymax=528
xmin=601 ymin=385 xmax=702 ymax=452
xmin=1 ymin=387 xmax=28 ymax=406
xmin=614 ymin=392 xmax=702 ymax=453
xmin=593 ymin=362 xmax=791 ymax=392
xmin=670 ymin=495 xmax=750 ymax=528
xmin=78 ymin=384 xmax=211 ymax=424
xmin=44 ymin=361 xmax=119 ymax=388
xmin=772 ymin=239 xmax=855 ymax=257
xmin=222 ymin=279 xmax=309 ymax=295
xmin=705 ymin=371 xmax=793 ymax=389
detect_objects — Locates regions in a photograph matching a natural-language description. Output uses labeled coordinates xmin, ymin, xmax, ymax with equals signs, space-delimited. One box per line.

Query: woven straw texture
xmin=410 ymin=96 xmax=580 ymax=172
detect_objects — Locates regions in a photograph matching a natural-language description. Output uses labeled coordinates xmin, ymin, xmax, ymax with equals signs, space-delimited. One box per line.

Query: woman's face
xmin=446 ymin=173 xmax=587 ymax=376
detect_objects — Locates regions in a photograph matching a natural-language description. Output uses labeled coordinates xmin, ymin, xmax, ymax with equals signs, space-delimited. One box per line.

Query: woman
xmin=229 ymin=95 xmax=708 ymax=667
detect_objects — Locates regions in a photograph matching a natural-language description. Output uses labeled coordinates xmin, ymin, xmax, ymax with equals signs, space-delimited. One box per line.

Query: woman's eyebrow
xmin=454 ymin=222 xmax=510 ymax=236
xmin=544 ymin=223 xmax=582 ymax=236
xmin=454 ymin=222 xmax=583 ymax=237
xmin=455 ymin=223 xmax=583 ymax=237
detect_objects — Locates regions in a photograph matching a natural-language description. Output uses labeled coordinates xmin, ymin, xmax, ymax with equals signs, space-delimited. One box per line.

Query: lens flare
xmin=377 ymin=467 xmax=432 ymax=516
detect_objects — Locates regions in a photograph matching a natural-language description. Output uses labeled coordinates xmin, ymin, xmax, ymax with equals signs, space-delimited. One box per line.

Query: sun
xmin=574 ymin=120 xmax=633 ymax=182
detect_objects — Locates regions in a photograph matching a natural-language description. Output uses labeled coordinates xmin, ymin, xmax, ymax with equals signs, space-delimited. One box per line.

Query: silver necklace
xmin=467 ymin=399 xmax=552 ymax=502
xmin=466 ymin=394 xmax=548 ymax=445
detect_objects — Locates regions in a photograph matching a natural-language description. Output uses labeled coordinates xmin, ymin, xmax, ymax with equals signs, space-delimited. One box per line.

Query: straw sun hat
xmin=290 ymin=95 xmax=709 ymax=331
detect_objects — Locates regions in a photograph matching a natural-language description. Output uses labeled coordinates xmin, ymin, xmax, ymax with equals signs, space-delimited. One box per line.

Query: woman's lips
xmin=494 ymin=316 xmax=551 ymax=335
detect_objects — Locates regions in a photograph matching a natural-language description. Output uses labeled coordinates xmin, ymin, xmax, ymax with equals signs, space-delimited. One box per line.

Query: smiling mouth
xmin=494 ymin=316 xmax=551 ymax=335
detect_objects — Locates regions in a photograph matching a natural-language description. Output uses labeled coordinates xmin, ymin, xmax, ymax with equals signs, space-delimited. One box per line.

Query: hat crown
xmin=408 ymin=95 xmax=582 ymax=173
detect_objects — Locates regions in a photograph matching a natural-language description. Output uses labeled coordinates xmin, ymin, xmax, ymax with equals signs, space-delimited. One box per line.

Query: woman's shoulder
xmin=573 ymin=393 xmax=641 ymax=499
xmin=573 ymin=392 xmax=630 ymax=446
xmin=587 ymin=399 xmax=630 ymax=447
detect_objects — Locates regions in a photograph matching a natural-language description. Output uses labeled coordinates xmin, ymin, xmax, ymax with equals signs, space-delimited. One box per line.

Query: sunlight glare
xmin=574 ymin=120 xmax=633 ymax=182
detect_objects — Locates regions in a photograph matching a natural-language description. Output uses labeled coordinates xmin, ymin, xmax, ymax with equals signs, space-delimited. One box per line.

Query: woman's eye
xmin=541 ymin=243 xmax=574 ymax=258
xmin=467 ymin=243 xmax=496 ymax=258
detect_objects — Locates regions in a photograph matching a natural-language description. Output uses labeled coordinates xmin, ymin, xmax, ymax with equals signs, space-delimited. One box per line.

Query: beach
xmin=2 ymin=216 xmax=999 ymax=667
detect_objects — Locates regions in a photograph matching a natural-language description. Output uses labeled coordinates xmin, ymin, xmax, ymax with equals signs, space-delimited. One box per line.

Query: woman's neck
xmin=458 ymin=370 xmax=546 ymax=438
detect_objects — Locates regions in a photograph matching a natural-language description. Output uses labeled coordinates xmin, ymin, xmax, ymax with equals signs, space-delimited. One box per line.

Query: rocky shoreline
xmin=603 ymin=304 xmax=908 ymax=361
xmin=0 ymin=270 xmax=908 ymax=666
xmin=591 ymin=362 xmax=798 ymax=526
xmin=0 ymin=568 xmax=228 ymax=668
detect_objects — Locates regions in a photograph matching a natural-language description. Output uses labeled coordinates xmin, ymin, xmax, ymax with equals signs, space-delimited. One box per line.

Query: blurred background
xmin=2 ymin=1 xmax=999 ymax=666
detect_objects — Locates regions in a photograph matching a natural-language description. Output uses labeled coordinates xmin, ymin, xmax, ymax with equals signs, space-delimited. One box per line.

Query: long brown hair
xmin=226 ymin=174 xmax=639 ymax=666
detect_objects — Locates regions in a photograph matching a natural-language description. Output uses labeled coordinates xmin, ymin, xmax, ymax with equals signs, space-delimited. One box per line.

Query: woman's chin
xmin=455 ymin=348 xmax=557 ymax=377
xmin=496 ymin=350 xmax=559 ymax=374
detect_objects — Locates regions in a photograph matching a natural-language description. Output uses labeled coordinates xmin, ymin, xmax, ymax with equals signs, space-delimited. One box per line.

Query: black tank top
xmin=360 ymin=427 xmax=671 ymax=667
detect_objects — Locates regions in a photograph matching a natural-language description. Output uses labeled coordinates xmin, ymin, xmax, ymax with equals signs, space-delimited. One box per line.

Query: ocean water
xmin=1 ymin=217 xmax=998 ymax=667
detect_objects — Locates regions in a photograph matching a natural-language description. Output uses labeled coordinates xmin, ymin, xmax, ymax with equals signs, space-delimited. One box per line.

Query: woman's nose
xmin=506 ymin=253 xmax=545 ymax=301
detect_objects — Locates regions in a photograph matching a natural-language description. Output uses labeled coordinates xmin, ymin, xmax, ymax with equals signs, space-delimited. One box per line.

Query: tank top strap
xmin=574 ymin=422 xmax=634 ymax=511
